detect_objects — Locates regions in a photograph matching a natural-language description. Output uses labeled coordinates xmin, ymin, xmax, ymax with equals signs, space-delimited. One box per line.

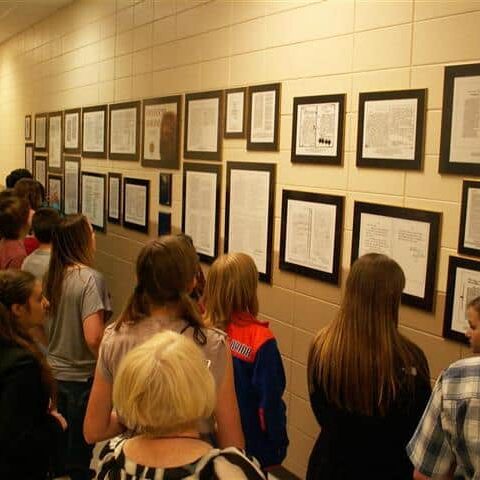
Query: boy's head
xmin=5 ymin=169 xmax=33 ymax=189
xmin=466 ymin=296 xmax=480 ymax=353
xmin=0 ymin=190 xmax=30 ymax=240
xmin=32 ymin=207 xmax=61 ymax=245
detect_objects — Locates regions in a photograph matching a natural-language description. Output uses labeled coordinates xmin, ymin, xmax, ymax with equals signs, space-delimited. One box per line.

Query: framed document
xmin=279 ymin=190 xmax=344 ymax=284
xmin=108 ymin=173 xmax=122 ymax=224
xmin=25 ymin=115 xmax=32 ymax=141
xmin=458 ymin=180 xmax=480 ymax=257
xmin=247 ymin=83 xmax=281 ymax=151
xmin=64 ymin=156 xmax=81 ymax=215
xmin=82 ymin=105 xmax=107 ymax=158
xmin=158 ymin=212 xmax=172 ymax=236
xmin=439 ymin=63 xmax=480 ymax=175
xmin=184 ymin=90 xmax=223 ymax=161
xmin=356 ymin=89 xmax=426 ymax=170
xmin=225 ymin=162 xmax=276 ymax=283
xmin=109 ymin=101 xmax=140 ymax=161
xmin=159 ymin=173 xmax=172 ymax=206
xmin=123 ymin=177 xmax=150 ymax=234
xmin=64 ymin=108 xmax=82 ymax=154
xmin=35 ymin=113 xmax=48 ymax=151
xmin=47 ymin=174 xmax=63 ymax=211
xmin=291 ymin=94 xmax=345 ymax=165
xmin=34 ymin=156 xmax=47 ymax=189
xmin=81 ymin=172 xmax=107 ymax=232
xmin=48 ymin=112 xmax=63 ymax=173
xmin=352 ymin=202 xmax=441 ymax=311
xmin=142 ymin=96 xmax=181 ymax=169
xmin=224 ymin=87 xmax=247 ymax=138
xmin=25 ymin=144 xmax=34 ymax=174
xmin=443 ymin=255 xmax=480 ymax=343
xmin=182 ymin=162 xmax=221 ymax=263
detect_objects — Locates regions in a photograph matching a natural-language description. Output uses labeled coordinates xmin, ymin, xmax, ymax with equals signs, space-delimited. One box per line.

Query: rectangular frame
xmin=439 ymin=63 xmax=480 ymax=175
xmin=182 ymin=162 xmax=221 ymax=263
xmin=63 ymin=156 xmax=81 ymax=215
xmin=34 ymin=156 xmax=47 ymax=189
xmin=443 ymin=255 xmax=480 ymax=344
xmin=142 ymin=95 xmax=182 ymax=169
xmin=48 ymin=111 xmax=64 ymax=173
xmin=224 ymin=87 xmax=247 ymax=139
xmin=279 ymin=190 xmax=344 ymax=285
xmin=81 ymin=171 xmax=107 ymax=233
xmin=108 ymin=173 xmax=122 ymax=225
xmin=458 ymin=180 xmax=480 ymax=257
xmin=158 ymin=212 xmax=172 ymax=236
xmin=123 ymin=177 xmax=150 ymax=234
xmin=351 ymin=201 xmax=441 ymax=311
xmin=47 ymin=174 xmax=63 ymax=212
xmin=64 ymin=108 xmax=82 ymax=155
xmin=25 ymin=115 xmax=32 ymax=141
xmin=159 ymin=173 xmax=172 ymax=206
xmin=247 ymin=83 xmax=281 ymax=151
xmin=25 ymin=144 xmax=34 ymax=174
xmin=82 ymin=105 xmax=108 ymax=158
xmin=109 ymin=101 xmax=141 ymax=161
xmin=184 ymin=90 xmax=223 ymax=161
xmin=356 ymin=89 xmax=426 ymax=170
xmin=291 ymin=94 xmax=346 ymax=165
xmin=225 ymin=161 xmax=276 ymax=283
xmin=34 ymin=113 xmax=48 ymax=152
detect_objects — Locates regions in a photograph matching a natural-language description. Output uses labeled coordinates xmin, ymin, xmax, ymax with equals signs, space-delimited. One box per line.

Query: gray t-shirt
xmin=21 ymin=249 xmax=51 ymax=280
xmin=47 ymin=266 xmax=112 ymax=382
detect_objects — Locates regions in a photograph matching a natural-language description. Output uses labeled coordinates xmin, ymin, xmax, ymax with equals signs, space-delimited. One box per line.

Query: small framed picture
xmin=123 ymin=177 xmax=150 ymax=234
xmin=82 ymin=105 xmax=107 ymax=158
xmin=81 ymin=172 xmax=107 ymax=233
xmin=458 ymin=180 xmax=480 ymax=257
xmin=25 ymin=144 xmax=34 ymax=174
xmin=159 ymin=173 xmax=172 ymax=206
xmin=64 ymin=156 xmax=81 ymax=215
xmin=64 ymin=108 xmax=82 ymax=154
xmin=247 ymin=83 xmax=281 ymax=151
xmin=35 ymin=113 xmax=48 ymax=151
xmin=47 ymin=174 xmax=63 ymax=212
xmin=25 ymin=115 xmax=32 ymax=141
xmin=443 ymin=255 xmax=480 ymax=344
xmin=158 ymin=212 xmax=172 ymax=236
xmin=108 ymin=173 xmax=122 ymax=224
xmin=224 ymin=87 xmax=247 ymax=138
xmin=34 ymin=156 xmax=47 ymax=189
xmin=109 ymin=101 xmax=141 ymax=161
xmin=356 ymin=89 xmax=426 ymax=170
xmin=48 ymin=111 xmax=63 ymax=173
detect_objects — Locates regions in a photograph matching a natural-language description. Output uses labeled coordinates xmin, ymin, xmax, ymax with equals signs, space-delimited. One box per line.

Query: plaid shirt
xmin=407 ymin=356 xmax=480 ymax=479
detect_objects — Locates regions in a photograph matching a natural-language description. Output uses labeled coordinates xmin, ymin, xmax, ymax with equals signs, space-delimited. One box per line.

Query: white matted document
xmin=81 ymin=174 xmax=105 ymax=229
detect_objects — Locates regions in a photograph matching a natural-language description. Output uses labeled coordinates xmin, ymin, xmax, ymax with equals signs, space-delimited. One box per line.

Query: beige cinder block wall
xmin=1 ymin=0 xmax=480 ymax=476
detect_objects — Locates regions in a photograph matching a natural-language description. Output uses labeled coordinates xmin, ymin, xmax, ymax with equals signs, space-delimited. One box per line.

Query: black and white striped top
xmin=96 ymin=436 xmax=266 ymax=480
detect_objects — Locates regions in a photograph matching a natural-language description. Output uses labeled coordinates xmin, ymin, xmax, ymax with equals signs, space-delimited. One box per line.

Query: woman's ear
xmin=11 ymin=303 xmax=26 ymax=318
xmin=188 ymin=276 xmax=197 ymax=294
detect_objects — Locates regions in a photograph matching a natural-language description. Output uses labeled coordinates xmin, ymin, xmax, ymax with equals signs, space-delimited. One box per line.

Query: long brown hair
xmin=14 ymin=178 xmax=44 ymax=211
xmin=116 ymin=235 xmax=206 ymax=344
xmin=203 ymin=252 xmax=259 ymax=330
xmin=308 ymin=253 xmax=429 ymax=416
xmin=44 ymin=214 xmax=94 ymax=316
xmin=0 ymin=270 xmax=56 ymax=401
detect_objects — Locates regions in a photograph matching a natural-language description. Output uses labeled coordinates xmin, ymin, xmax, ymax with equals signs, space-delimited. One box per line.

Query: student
xmin=0 ymin=190 xmax=30 ymax=269
xmin=22 ymin=207 xmax=61 ymax=280
xmin=97 ymin=331 xmax=265 ymax=480
xmin=407 ymin=296 xmax=480 ymax=480
xmin=44 ymin=214 xmax=111 ymax=480
xmin=84 ymin=235 xmax=244 ymax=450
xmin=203 ymin=252 xmax=288 ymax=469
xmin=5 ymin=168 xmax=32 ymax=189
xmin=307 ymin=253 xmax=431 ymax=480
xmin=0 ymin=270 xmax=66 ymax=479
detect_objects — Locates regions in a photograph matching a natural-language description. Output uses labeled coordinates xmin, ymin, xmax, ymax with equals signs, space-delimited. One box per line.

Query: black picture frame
xmin=159 ymin=173 xmax=172 ymax=206
xmin=356 ymin=89 xmax=426 ymax=170
xmin=64 ymin=108 xmax=82 ymax=155
xmin=25 ymin=144 xmax=34 ymax=174
xmin=81 ymin=172 xmax=107 ymax=233
xmin=48 ymin=111 xmax=64 ymax=174
xmin=109 ymin=101 xmax=141 ymax=161
xmin=225 ymin=161 xmax=276 ymax=283
xmin=82 ymin=105 xmax=108 ymax=158
xmin=123 ymin=177 xmax=150 ymax=234
xmin=63 ymin=156 xmax=81 ymax=215
xmin=25 ymin=115 xmax=32 ymax=141
xmin=351 ymin=201 xmax=441 ymax=311
xmin=291 ymin=94 xmax=346 ymax=165
xmin=108 ymin=173 xmax=122 ymax=225
xmin=458 ymin=180 xmax=480 ymax=257
xmin=47 ymin=174 xmax=63 ymax=212
xmin=439 ymin=63 xmax=480 ymax=175
xmin=34 ymin=113 xmax=48 ymax=152
xmin=443 ymin=255 xmax=480 ymax=344
xmin=34 ymin=156 xmax=47 ymax=189
xmin=224 ymin=87 xmax=247 ymax=139
xmin=158 ymin=212 xmax=172 ymax=236
xmin=279 ymin=190 xmax=344 ymax=284
xmin=182 ymin=162 xmax=221 ymax=264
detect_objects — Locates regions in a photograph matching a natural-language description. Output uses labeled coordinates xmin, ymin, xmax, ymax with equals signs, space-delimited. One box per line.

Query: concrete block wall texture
xmin=1 ymin=0 xmax=480 ymax=476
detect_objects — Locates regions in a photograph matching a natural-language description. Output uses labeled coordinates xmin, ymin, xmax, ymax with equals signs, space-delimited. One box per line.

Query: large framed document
xmin=224 ymin=87 xmax=247 ymax=139
xmin=247 ymin=83 xmax=281 ymax=151
xmin=35 ymin=113 xmax=48 ymax=152
xmin=443 ymin=256 xmax=480 ymax=344
xmin=82 ymin=105 xmax=107 ymax=158
xmin=109 ymin=101 xmax=140 ymax=161
xmin=459 ymin=180 xmax=480 ymax=257
xmin=123 ymin=177 xmax=150 ymax=234
xmin=25 ymin=115 xmax=32 ymax=141
xmin=64 ymin=156 xmax=81 ymax=215
xmin=47 ymin=174 xmax=63 ymax=212
xmin=184 ymin=90 xmax=223 ymax=161
xmin=351 ymin=202 xmax=441 ymax=311
xmin=279 ymin=190 xmax=344 ymax=284
xmin=356 ymin=89 xmax=426 ymax=170
xmin=182 ymin=162 xmax=221 ymax=263
xmin=439 ymin=63 xmax=480 ymax=175
xmin=225 ymin=162 xmax=276 ymax=283
xmin=81 ymin=172 xmax=107 ymax=233
xmin=142 ymin=95 xmax=181 ymax=169
xmin=34 ymin=156 xmax=47 ymax=189
xmin=64 ymin=108 xmax=82 ymax=155
xmin=108 ymin=173 xmax=122 ymax=225
xmin=291 ymin=94 xmax=346 ymax=165
xmin=25 ymin=144 xmax=34 ymax=174
xmin=48 ymin=112 xmax=63 ymax=173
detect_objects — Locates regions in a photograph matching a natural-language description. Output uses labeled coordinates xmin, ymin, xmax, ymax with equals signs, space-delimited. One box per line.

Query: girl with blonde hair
xmin=307 ymin=253 xmax=431 ymax=479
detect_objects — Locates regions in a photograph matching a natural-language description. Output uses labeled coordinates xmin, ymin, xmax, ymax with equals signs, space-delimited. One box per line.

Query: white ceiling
xmin=0 ymin=0 xmax=73 ymax=46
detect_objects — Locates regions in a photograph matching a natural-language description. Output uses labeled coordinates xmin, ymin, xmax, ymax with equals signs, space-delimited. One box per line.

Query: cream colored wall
xmin=1 ymin=0 xmax=480 ymax=476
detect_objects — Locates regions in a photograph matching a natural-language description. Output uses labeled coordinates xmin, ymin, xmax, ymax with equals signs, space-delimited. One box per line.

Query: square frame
xmin=279 ymin=190 xmax=344 ymax=285
xmin=159 ymin=173 xmax=172 ymax=206
xmin=108 ymin=173 xmax=122 ymax=225
xmin=458 ymin=180 xmax=480 ymax=257
xmin=63 ymin=156 xmax=81 ymax=215
xmin=224 ymin=87 xmax=247 ymax=139
xmin=81 ymin=171 xmax=107 ymax=233
xmin=64 ymin=108 xmax=82 ymax=155
xmin=25 ymin=144 xmax=34 ymax=174
xmin=109 ymin=101 xmax=141 ymax=161
xmin=34 ymin=113 xmax=48 ymax=152
xmin=123 ymin=177 xmax=150 ymax=234
xmin=82 ymin=105 xmax=108 ymax=158
xmin=356 ymin=89 xmax=426 ymax=170
xmin=48 ymin=111 xmax=64 ymax=174
xmin=47 ymin=174 xmax=63 ymax=212
xmin=351 ymin=201 xmax=441 ymax=311
xmin=25 ymin=115 xmax=32 ymax=141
